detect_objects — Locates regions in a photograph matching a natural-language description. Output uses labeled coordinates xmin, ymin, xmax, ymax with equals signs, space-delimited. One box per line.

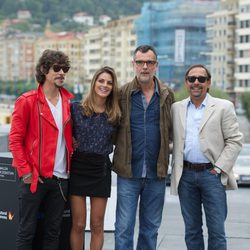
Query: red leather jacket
xmin=9 ymin=84 xmax=74 ymax=193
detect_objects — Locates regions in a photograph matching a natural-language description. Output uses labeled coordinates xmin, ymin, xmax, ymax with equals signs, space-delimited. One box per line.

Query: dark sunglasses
xmin=186 ymin=76 xmax=208 ymax=83
xmin=52 ymin=65 xmax=70 ymax=73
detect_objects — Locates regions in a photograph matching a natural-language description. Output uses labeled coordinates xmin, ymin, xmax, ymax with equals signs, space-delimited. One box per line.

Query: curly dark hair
xmin=35 ymin=49 xmax=70 ymax=85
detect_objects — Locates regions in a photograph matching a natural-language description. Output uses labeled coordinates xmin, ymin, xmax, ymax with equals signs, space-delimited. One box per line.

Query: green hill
xmin=0 ymin=0 xmax=165 ymax=31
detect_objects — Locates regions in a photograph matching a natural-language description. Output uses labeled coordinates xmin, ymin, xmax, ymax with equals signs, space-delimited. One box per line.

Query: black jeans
xmin=16 ymin=177 xmax=68 ymax=250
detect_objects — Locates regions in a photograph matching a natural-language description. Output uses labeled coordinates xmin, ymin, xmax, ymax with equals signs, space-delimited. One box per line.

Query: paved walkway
xmin=85 ymin=187 xmax=250 ymax=250
xmin=238 ymin=114 xmax=250 ymax=142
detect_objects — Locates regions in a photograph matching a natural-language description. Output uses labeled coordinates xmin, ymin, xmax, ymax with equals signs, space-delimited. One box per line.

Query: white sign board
xmin=175 ymin=29 xmax=185 ymax=64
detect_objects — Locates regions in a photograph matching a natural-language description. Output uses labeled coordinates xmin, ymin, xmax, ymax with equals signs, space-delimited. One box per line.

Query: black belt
xmin=41 ymin=175 xmax=68 ymax=181
xmin=183 ymin=161 xmax=213 ymax=171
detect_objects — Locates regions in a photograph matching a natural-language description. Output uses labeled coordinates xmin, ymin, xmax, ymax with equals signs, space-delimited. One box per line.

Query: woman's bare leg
xmin=90 ymin=197 xmax=108 ymax=250
xmin=70 ymin=195 xmax=87 ymax=250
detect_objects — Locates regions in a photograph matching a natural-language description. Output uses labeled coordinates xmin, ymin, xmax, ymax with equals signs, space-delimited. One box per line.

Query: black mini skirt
xmin=69 ymin=151 xmax=111 ymax=198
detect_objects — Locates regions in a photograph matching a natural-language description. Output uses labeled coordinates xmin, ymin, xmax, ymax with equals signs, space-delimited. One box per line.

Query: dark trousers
xmin=16 ymin=177 xmax=68 ymax=250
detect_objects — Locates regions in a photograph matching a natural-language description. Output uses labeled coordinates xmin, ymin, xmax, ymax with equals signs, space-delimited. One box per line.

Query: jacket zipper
xmin=63 ymin=116 xmax=71 ymax=173
xmin=37 ymin=103 xmax=42 ymax=175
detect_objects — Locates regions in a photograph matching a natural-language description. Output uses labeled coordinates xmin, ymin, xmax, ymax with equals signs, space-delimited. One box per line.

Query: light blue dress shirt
xmin=184 ymin=96 xmax=210 ymax=163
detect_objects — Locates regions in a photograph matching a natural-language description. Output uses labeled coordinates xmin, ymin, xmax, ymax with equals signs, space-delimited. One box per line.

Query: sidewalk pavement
xmin=85 ymin=186 xmax=250 ymax=250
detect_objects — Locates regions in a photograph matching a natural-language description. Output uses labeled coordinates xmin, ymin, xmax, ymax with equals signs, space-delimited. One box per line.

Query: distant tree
xmin=52 ymin=20 xmax=88 ymax=32
xmin=240 ymin=92 xmax=250 ymax=121
xmin=174 ymin=86 xmax=189 ymax=101
xmin=209 ymin=88 xmax=230 ymax=100
xmin=12 ymin=21 xmax=32 ymax=32
xmin=0 ymin=0 xmax=19 ymax=18
xmin=24 ymin=0 xmax=43 ymax=14
xmin=0 ymin=0 xmax=166 ymax=32
xmin=174 ymin=86 xmax=230 ymax=102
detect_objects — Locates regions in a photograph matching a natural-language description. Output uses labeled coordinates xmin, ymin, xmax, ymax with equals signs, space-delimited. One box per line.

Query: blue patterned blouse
xmin=71 ymin=102 xmax=114 ymax=156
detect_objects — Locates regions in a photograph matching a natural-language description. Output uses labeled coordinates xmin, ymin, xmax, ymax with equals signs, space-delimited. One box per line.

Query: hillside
xmin=0 ymin=0 xmax=165 ymax=31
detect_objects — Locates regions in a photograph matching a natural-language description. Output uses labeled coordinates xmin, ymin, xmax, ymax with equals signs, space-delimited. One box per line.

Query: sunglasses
xmin=186 ymin=76 xmax=208 ymax=83
xmin=52 ymin=65 xmax=70 ymax=73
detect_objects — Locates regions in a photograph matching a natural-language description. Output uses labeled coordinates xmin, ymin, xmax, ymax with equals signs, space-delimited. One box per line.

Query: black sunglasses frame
xmin=186 ymin=76 xmax=208 ymax=83
xmin=52 ymin=65 xmax=70 ymax=73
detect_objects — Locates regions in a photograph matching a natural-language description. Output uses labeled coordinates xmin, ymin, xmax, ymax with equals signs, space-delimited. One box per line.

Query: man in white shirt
xmin=170 ymin=64 xmax=243 ymax=250
xmin=9 ymin=49 xmax=74 ymax=250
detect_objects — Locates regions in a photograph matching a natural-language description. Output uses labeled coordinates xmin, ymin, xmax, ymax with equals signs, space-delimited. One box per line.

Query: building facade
xmin=83 ymin=15 xmax=137 ymax=86
xmin=0 ymin=32 xmax=38 ymax=86
xmin=235 ymin=0 xmax=250 ymax=93
xmin=134 ymin=0 xmax=219 ymax=88
xmin=206 ymin=0 xmax=238 ymax=97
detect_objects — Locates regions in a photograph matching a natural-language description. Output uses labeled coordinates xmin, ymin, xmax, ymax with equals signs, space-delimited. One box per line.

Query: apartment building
xmin=83 ymin=26 xmax=103 ymax=82
xmin=0 ymin=32 xmax=38 ymax=82
xmin=0 ymin=15 xmax=137 ymax=98
xmin=0 ymin=21 xmax=86 ymax=89
xmin=83 ymin=15 xmax=137 ymax=86
xmin=235 ymin=0 xmax=250 ymax=93
xmin=207 ymin=0 xmax=250 ymax=97
xmin=206 ymin=0 xmax=238 ymax=95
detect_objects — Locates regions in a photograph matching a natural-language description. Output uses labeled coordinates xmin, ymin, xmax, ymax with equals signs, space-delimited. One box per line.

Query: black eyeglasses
xmin=186 ymin=76 xmax=208 ymax=83
xmin=134 ymin=60 xmax=157 ymax=67
xmin=52 ymin=65 xmax=70 ymax=73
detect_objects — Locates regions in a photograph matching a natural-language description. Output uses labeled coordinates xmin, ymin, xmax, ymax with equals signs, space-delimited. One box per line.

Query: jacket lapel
xmin=199 ymin=94 xmax=215 ymax=132
xmin=177 ymin=98 xmax=189 ymax=131
xmin=179 ymin=99 xmax=188 ymax=130
xmin=36 ymin=85 xmax=57 ymax=128
xmin=40 ymin=101 xmax=58 ymax=128
xmin=37 ymin=85 xmax=74 ymax=128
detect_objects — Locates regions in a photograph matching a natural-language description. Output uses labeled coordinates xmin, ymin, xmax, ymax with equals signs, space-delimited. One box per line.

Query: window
xmin=245 ymin=80 xmax=248 ymax=87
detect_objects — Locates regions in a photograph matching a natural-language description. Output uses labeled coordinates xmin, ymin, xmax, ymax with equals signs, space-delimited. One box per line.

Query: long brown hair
xmin=80 ymin=66 xmax=121 ymax=124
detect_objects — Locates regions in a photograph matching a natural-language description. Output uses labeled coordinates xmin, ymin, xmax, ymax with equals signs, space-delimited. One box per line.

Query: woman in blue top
xmin=70 ymin=66 xmax=121 ymax=250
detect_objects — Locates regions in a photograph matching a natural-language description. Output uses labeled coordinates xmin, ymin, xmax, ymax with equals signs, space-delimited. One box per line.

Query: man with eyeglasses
xmin=170 ymin=64 xmax=243 ymax=250
xmin=9 ymin=49 xmax=74 ymax=250
xmin=113 ymin=45 xmax=174 ymax=249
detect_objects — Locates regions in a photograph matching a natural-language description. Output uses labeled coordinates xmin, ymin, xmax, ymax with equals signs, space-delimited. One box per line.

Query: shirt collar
xmin=132 ymin=78 xmax=159 ymax=95
xmin=187 ymin=94 xmax=208 ymax=108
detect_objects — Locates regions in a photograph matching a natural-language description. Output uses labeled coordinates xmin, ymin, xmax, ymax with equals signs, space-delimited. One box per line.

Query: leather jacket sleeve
xmin=9 ymin=96 xmax=33 ymax=177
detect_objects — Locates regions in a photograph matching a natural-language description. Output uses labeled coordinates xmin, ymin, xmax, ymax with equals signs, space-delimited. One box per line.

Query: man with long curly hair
xmin=9 ymin=49 xmax=74 ymax=250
